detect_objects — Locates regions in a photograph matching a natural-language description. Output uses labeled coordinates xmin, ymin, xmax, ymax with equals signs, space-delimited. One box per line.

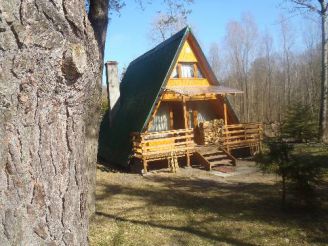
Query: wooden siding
xmin=167 ymin=39 xmax=211 ymax=87
xmin=177 ymin=41 xmax=197 ymax=62
xmin=162 ymin=92 xmax=217 ymax=101
xmin=167 ymin=78 xmax=210 ymax=87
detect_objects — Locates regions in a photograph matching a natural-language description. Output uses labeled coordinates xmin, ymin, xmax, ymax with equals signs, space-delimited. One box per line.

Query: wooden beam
xmin=166 ymin=78 xmax=210 ymax=87
xmin=182 ymin=96 xmax=188 ymax=129
xmin=193 ymin=110 xmax=198 ymax=128
xmin=182 ymin=96 xmax=191 ymax=166
xmin=223 ymin=96 xmax=228 ymax=126
xmin=194 ymin=152 xmax=211 ymax=171
xmin=177 ymin=63 xmax=182 ymax=78
xmin=169 ymin=106 xmax=174 ymax=129
xmin=143 ymin=159 xmax=148 ymax=174
xmin=193 ymin=63 xmax=198 ymax=78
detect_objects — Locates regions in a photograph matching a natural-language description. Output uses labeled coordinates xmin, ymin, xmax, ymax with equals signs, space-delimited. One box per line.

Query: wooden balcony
xmin=131 ymin=128 xmax=195 ymax=162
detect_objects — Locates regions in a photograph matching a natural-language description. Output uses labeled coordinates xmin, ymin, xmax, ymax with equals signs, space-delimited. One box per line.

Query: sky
xmin=103 ymin=0 xmax=317 ymax=81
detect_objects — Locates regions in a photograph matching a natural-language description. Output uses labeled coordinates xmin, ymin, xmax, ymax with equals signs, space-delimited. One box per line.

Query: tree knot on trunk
xmin=33 ymin=222 xmax=48 ymax=240
xmin=61 ymin=43 xmax=87 ymax=85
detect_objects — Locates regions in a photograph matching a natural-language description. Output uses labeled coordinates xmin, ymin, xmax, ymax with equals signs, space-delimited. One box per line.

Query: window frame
xmin=170 ymin=62 xmax=204 ymax=79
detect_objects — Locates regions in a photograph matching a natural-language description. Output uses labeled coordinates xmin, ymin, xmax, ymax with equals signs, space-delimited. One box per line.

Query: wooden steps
xmin=204 ymin=154 xmax=227 ymax=160
xmin=194 ymin=146 xmax=236 ymax=171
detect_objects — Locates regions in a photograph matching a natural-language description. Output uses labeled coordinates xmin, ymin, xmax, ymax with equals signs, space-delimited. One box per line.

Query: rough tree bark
xmin=0 ymin=0 xmax=107 ymax=244
xmin=319 ymin=0 xmax=328 ymax=143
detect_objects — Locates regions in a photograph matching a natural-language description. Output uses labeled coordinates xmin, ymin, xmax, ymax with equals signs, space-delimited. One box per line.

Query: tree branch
xmin=318 ymin=0 xmax=328 ymax=13
xmin=289 ymin=0 xmax=321 ymax=14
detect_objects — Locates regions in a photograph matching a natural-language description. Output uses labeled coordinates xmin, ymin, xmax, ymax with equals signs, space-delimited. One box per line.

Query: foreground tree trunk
xmin=319 ymin=0 xmax=328 ymax=143
xmin=0 ymin=0 xmax=102 ymax=244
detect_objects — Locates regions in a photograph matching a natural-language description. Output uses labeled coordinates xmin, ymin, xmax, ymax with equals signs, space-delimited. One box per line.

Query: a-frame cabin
xmin=106 ymin=27 xmax=262 ymax=173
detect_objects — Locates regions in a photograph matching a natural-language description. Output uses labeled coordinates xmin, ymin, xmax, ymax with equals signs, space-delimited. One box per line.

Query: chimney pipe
xmin=105 ymin=61 xmax=120 ymax=123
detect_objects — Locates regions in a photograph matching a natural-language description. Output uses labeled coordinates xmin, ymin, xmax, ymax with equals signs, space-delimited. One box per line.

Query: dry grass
xmin=89 ymin=161 xmax=328 ymax=246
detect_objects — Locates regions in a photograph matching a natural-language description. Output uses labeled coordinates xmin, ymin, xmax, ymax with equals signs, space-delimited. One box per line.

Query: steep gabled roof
xmin=102 ymin=27 xmax=234 ymax=166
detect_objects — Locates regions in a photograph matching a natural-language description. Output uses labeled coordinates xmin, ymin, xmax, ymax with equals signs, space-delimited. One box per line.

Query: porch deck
xmin=131 ymin=123 xmax=263 ymax=173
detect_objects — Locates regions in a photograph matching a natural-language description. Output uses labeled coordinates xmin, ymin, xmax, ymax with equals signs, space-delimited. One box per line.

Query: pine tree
xmin=281 ymin=102 xmax=319 ymax=142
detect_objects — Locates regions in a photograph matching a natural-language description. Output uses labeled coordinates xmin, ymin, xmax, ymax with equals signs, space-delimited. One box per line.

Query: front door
xmin=169 ymin=102 xmax=185 ymax=130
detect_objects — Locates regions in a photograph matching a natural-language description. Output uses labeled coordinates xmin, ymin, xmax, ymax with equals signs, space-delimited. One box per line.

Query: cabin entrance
xmin=170 ymin=102 xmax=185 ymax=130
xmin=156 ymin=101 xmax=220 ymax=131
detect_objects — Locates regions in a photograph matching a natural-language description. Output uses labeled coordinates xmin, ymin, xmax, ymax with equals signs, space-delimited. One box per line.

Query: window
xmin=181 ymin=63 xmax=194 ymax=78
xmin=171 ymin=63 xmax=204 ymax=79
xmin=148 ymin=105 xmax=170 ymax=132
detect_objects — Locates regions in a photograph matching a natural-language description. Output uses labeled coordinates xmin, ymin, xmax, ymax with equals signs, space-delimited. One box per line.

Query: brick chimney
xmin=105 ymin=61 xmax=120 ymax=122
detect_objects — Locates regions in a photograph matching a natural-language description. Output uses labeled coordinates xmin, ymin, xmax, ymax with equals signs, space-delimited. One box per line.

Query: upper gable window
xmin=181 ymin=63 xmax=194 ymax=78
xmin=170 ymin=62 xmax=205 ymax=79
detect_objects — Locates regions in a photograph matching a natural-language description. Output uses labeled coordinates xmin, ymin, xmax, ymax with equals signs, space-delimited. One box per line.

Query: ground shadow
xmin=94 ymin=173 xmax=328 ymax=245
xmin=96 ymin=211 xmax=257 ymax=246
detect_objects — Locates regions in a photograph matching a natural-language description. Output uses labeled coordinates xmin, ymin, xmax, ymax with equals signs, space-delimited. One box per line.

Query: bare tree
xmin=225 ymin=13 xmax=258 ymax=122
xmin=148 ymin=0 xmax=193 ymax=43
xmin=286 ymin=0 xmax=328 ymax=143
xmin=208 ymin=42 xmax=222 ymax=80
xmin=299 ymin=21 xmax=321 ymax=111
xmin=149 ymin=13 xmax=188 ymax=43
xmin=279 ymin=15 xmax=295 ymax=106
xmin=250 ymin=31 xmax=275 ymax=122
xmin=219 ymin=10 xmax=321 ymax=130
xmin=262 ymin=31 xmax=275 ymax=121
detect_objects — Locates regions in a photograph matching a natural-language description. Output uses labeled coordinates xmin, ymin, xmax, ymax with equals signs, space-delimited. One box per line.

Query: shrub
xmin=281 ymin=102 xmax=318 ymax=142
xmin=256 ymin=139 xmax=323 ymax=208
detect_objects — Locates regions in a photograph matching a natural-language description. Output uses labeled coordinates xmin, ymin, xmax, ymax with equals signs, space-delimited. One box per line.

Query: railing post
xmin=259 ymin=123 xmax=263 ymax=152
xmin=143 ymin=158 xmax=148 ymax=174
xmin=244 ymin=124 xmax=247 ymax=142
xmin=223 ymin=96 xmax=228 ymax=126
xmin=182 ymin=97 xmax=191 ymax=167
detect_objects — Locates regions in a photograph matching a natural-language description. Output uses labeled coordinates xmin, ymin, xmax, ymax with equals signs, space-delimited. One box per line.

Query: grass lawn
xmin=90 ymin=146 xmax=328 ymax=246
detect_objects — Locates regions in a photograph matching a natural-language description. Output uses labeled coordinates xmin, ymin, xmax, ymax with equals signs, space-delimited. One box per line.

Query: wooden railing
xmin=221 ymin=123 xmax=263 ymax=152
xmin=131 ymin=123 xmax=263 ymax=162
xmin=131 ymin=128 xmax=195 ymax=161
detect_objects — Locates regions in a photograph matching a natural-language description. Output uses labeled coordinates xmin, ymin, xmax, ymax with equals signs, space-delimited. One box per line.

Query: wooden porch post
xmin=182 ymin=96 xmax=188 ymax=129
xmin=182 ymin=96 xmax=191 ymax=167
xmin=143 ymin=159 xmax=148 ymax=174
xmin=169 ymin=106 xmax=174 ymax=129
xmin=223 ymin=96 xmax=228 ymax=126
